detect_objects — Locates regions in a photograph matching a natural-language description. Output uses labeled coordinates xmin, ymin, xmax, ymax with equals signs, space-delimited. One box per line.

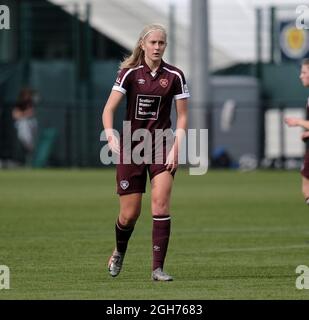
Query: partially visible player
xmin=285 ymin=58 xmax=309 ymax=205
xmin=102 ymin=24 xmax=189 ymax=281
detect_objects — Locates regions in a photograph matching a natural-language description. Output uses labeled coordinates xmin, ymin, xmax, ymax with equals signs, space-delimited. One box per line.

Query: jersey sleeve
xmin=173 ymin=70 xmax=190 ymax=100
xmin=112 ymin=68 xmax=131 ymax=95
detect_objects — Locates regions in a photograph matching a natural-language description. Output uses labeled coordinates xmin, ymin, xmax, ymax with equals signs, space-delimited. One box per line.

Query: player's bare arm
xmin=102 ymin=90 xmax=124 ymax=154
xmin=284 ymin=117 xmax=309 ymax=130
xmin=165 ymin=98 xmax=188 ymax=172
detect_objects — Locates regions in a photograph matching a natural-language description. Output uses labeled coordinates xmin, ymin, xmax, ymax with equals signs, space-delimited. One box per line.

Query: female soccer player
xmin=285 ymin=58 xmax=309 ymax=205
xmin=102 ymin=24 xmax=189 ymax=281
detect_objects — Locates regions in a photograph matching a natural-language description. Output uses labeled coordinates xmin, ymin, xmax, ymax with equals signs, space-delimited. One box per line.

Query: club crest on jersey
xmin=137 ymin=79 xmax=145 ymax=85
xmin=120 ymin=180 xmax=129 ymax=190
xmin=159 ymin=79 xmax=169 ymax=88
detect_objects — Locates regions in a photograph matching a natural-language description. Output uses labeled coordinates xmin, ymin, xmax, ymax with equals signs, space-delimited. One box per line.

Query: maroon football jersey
xmin=112 ymin=59 xmax=190 ymax=134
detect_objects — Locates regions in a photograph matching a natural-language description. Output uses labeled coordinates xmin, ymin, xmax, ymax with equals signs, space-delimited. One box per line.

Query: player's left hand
xmin=165 ymin=147 xmax=178 ymax=173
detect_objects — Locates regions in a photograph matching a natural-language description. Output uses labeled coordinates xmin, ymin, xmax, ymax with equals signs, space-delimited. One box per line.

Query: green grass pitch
xmin=1 ymin=168 xmax=309 ymax=299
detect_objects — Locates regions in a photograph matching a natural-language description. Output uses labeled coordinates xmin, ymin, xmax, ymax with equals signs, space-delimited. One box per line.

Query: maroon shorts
xmin=116 ymin=163 xmax=175 ymax=195
xmin=301 ymin=150 xmax=309 ymax=179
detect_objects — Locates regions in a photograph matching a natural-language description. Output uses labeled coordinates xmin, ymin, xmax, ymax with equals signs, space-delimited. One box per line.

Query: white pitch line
xmin=180 ymin=227 xmax=309 ymax=234
xmin=207 ymin=244 xmax=309 ymax=253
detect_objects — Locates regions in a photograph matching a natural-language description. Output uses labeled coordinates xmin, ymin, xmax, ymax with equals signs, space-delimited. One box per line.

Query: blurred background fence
xmin=0 ymin=0 xmax=308 ymax=169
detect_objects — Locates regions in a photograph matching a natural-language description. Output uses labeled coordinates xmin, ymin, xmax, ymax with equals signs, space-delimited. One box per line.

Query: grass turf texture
xmin=0 ymin=169 xmax=309 ymax=300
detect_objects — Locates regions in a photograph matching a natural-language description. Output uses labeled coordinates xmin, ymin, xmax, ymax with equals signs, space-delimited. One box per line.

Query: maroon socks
xmin=115 ymin=219 xmax=134 ymax=253
xmin=152 ymin=215 xmax=171 ymax=271
xmin=115 ymin=215 xmax=171 ymax=271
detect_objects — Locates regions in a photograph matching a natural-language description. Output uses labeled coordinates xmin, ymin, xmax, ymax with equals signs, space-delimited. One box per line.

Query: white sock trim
xmin=116 ymin=221 xmax=134 ymax=231
xmin=153 ymin=216 xmax=171 ymax=221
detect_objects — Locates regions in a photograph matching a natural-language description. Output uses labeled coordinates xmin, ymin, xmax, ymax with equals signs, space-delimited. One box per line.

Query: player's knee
xmin=118 ymin=212 xmax=139 ymax=227
xmin=152 ymin=197 xmax=169 ymax=215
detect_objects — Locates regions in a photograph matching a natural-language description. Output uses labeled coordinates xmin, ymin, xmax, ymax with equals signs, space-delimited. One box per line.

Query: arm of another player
xmin=102 ymin=90 xmax=124 ymax=154
xmin=284 ymin=117 xmax=309 ymax=130
xmin=165 ymin=98 xmax=188 ymax=172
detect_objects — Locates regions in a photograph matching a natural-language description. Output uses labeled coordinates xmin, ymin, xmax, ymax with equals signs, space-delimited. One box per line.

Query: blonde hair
xmin=120 ymin=24 xmax=167 ymax=70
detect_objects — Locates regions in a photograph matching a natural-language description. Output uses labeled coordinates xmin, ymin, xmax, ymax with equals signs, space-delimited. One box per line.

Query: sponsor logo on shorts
xmin=120 ymin=180 xmax=129 ymax=190
xmin=159 ymin=79 xmax=168 ymax=88
xmin=153 ymin=245 xmax=160 ymax=252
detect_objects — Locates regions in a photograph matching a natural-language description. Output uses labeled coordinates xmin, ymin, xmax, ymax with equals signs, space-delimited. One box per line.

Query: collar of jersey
xmin=141 ymin=58 xmax=166 ymax=74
